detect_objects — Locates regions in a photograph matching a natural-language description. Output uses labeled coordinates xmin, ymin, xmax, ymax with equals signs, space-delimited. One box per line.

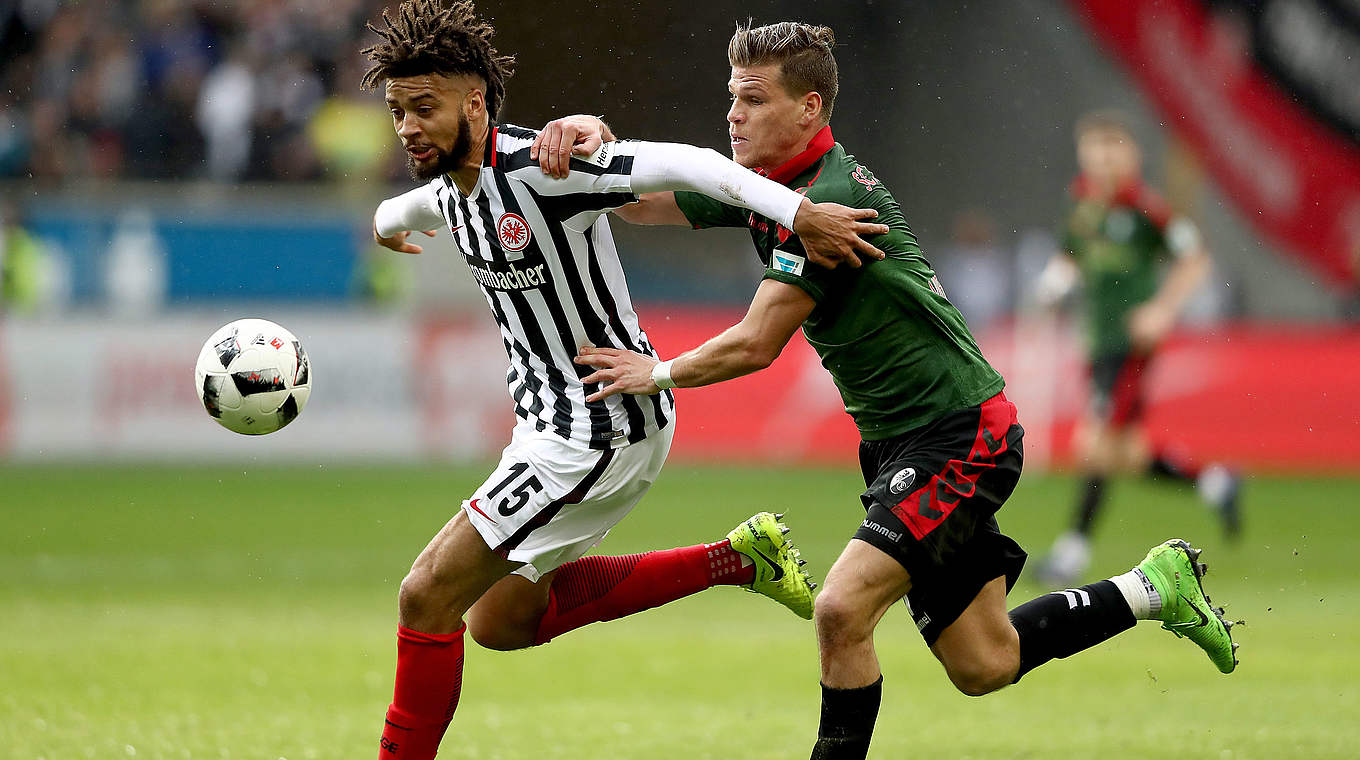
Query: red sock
xmin=379 ymin=625 xmax=465 ymax=759
xmin=533 ymin=540 xmax=754 ymax=645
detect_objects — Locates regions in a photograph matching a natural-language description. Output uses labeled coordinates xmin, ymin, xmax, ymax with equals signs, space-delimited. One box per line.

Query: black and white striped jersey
xmin=428 ymin=123 xmax=674 ymax=450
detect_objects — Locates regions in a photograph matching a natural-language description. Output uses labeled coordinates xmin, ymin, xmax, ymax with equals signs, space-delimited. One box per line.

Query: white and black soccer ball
xmin=194 ymin=318 xmax=311 ymax=435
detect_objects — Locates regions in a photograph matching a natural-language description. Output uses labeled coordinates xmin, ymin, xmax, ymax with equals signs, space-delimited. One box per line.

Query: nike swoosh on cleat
xmin=1180 ymin=593 xmax=1211 ymax=627
xmin=751 ymin=547 xmax=785 ymax=581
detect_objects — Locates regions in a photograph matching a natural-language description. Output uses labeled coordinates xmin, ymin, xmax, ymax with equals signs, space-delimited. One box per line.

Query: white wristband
xmin=651 ymin=359 xmax=677 ymax=390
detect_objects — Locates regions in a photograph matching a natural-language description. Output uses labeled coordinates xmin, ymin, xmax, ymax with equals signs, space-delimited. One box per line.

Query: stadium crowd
xmin=0 ymin=0 xmax=398 ymax=184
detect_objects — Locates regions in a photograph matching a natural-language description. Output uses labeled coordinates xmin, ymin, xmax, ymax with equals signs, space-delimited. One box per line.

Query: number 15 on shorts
xmin=482 ymin=461 xmax=545 ymax=518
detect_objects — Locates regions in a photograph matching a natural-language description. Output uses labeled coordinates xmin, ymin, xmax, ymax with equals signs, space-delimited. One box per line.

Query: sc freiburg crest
xmin=889 ymin=467 xmax=916 ymax=495
xmin=497 ymin=213 xmax=532 ymax=252
xmin=851 ymin=164 xmax=882 ymax=190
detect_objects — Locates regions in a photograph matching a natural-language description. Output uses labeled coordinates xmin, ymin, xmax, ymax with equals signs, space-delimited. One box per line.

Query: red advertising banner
xmin=1072 ymin=0 xmax=1360 ymax=285
xmin=642 ymin=309 xmax=1360 ymax=472
xmin=1 ymin=311 xmax=1352 ymax=470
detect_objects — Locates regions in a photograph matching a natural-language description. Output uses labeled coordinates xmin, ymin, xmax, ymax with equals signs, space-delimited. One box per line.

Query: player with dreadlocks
xmin=360 ymin=0 xmax=514 ymax=183
xmin=360 ymin=3 xmax=892 ymax=758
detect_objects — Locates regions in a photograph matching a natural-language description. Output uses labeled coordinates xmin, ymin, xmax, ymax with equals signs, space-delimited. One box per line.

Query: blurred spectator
xmin=0 ymin=72 xmax=29 ymax=176
xmin=0 ymin=0 xmax=384 ymax=184
xmin=0 ymin=196 xmax=52 ymax=312
xmin=198 ymin=44 xmax=258 ymax=181
xmin=309 ymin=53 xmax=396 ymax=182
xmin=248 ymin=51 xmax=326 ymax=180
xmin=932 ymin=208 xmax=1015 ymax=332
xmin=353 ymin=242 xmax=413 ymax=307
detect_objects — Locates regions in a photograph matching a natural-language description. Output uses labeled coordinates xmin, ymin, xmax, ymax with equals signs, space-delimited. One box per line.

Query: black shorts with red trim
xmin=853 ymin=392 xmax=1027 ymax=646
xmin=1089 ymin=350 xmax=1152 ymax=427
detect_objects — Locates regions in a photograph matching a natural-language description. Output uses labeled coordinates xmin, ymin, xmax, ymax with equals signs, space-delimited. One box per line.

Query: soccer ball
xmin=194 ymin=318 xmax=311 ymax=435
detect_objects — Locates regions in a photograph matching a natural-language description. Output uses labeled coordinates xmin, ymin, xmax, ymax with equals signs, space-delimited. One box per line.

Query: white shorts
xmin=462 ymin=422 xmax=675 ymax=582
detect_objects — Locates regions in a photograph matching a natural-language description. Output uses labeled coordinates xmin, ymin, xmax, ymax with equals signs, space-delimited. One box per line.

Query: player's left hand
xmin=1128 ymin=301 xmax=1175 ymax=352
xmin=574 ymin=346 xmax=660 ymax=401
xmin=792 ymin=199 xmax=889 ymax=269
xmin=374 ymin=224 xmax=437 ymax=254
xmin=531 ymin=115 xmax=609 ymax=179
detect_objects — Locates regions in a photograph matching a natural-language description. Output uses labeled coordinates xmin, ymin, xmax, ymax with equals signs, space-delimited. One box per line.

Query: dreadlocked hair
xmin=361 ymin=0 xmax=516 ymax=120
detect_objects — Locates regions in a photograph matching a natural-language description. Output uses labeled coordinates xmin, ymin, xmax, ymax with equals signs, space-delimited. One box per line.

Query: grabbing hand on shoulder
xmin=531 ymin=115 xmax=615 ymax=178
xmin=792 ymin=198 xmax=888 ymax=270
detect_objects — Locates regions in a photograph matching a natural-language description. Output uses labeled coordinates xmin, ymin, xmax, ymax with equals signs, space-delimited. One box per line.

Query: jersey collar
xmin=484 ymin=124 xmax=499 ymax=168
xmin=758 ymin=126 xmax=835 ymax=185
xmin=1070 ymin=174 xmax=1145 ymax=207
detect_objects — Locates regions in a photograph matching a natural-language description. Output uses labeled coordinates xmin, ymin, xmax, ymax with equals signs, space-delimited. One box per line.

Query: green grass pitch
xmin=3 ymin=463 xmax=1357 ymax=759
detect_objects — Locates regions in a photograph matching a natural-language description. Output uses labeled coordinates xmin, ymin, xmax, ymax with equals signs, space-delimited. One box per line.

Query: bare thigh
xmin=928 ymin=576 xmax=1020 ymax=695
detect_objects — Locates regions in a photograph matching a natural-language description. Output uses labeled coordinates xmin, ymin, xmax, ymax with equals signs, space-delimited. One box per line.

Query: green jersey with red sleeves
xmin=673 ymin=127 xmax=1004 ymax=440
xmin=1060 ymin=177 xmax=1195 ymax=358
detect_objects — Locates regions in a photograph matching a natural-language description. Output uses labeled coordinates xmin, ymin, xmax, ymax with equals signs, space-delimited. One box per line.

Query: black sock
xmin=1148 ymin=455 xmax=1198 ymax=485
xmin=1073 ymin=476 xmax=1106 ymax=535
xmin=809 ymin=676 xmax=883 ymax=760
xmin=1009 ymin=580 xmax=1135 ymax=683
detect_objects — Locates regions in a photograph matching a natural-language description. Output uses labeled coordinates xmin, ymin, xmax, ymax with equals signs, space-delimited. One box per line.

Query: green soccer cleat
xmin=1137 ymin=539 xmax=1239 ymax=674
xmin=727 ymin=512 xmax=816 ymax=620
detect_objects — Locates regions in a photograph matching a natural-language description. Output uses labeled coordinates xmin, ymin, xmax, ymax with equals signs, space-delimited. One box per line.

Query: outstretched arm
xmin=372 ymin=184 xmax=443 ymax=254
xmin=574 ymin=279 xmax=815 ymax=401
xmin=530 ymin=114 xmax=887 ymax=267
xmin=1128 ymin=218 xmax=1211 ymax=352
xmin=613 ymin=192 xmax=689 ymax=226
xmin=628 ymin=142 xmax=887 ymax=267
xmin=530 ymin=115 xmax=686 ymax=225
xmin=1128 ymin=244 xmax=1209 ymax=352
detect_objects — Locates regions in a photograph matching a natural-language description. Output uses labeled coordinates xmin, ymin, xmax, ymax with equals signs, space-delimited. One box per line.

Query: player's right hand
xmin=531 ymin=115 xmax=610 ymax=179
xmin=793 ymin=199 xmax=889 ymax=269
xmin=575 ymin=346 xmax=660 ymax=401
xmin=374 ymin=223 xmax=436 ymax=254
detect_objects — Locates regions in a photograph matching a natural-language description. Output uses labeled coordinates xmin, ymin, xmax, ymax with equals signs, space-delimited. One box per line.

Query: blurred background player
xmin=1034 ymin=110 xmax=1242 ymax=588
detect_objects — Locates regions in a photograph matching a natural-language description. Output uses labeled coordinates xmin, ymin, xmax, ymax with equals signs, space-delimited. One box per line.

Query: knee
xmin=944 ymin=647 xmax=1019 ymax=697
xmin=397 ymin=563 xmax=473 ymax=631
xmin=1079 ymin=429 xmax=1115 ymax=471
xmin=814 ymin=587 xmax=875 ymax=649
xmin=397 ymin=566 xmax=444 ymax=622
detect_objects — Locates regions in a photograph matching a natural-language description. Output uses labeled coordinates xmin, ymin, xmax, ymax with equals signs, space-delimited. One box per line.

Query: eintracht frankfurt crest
xmin=498 ymin=213 xmax=532 ymax=252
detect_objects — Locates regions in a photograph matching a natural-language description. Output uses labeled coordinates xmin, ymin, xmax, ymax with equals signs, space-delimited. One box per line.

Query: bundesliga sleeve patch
xmin=586 ymin=140 xmax=614 ymax=168
xmin=772 ymin=250 xmax=806 ymax=276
